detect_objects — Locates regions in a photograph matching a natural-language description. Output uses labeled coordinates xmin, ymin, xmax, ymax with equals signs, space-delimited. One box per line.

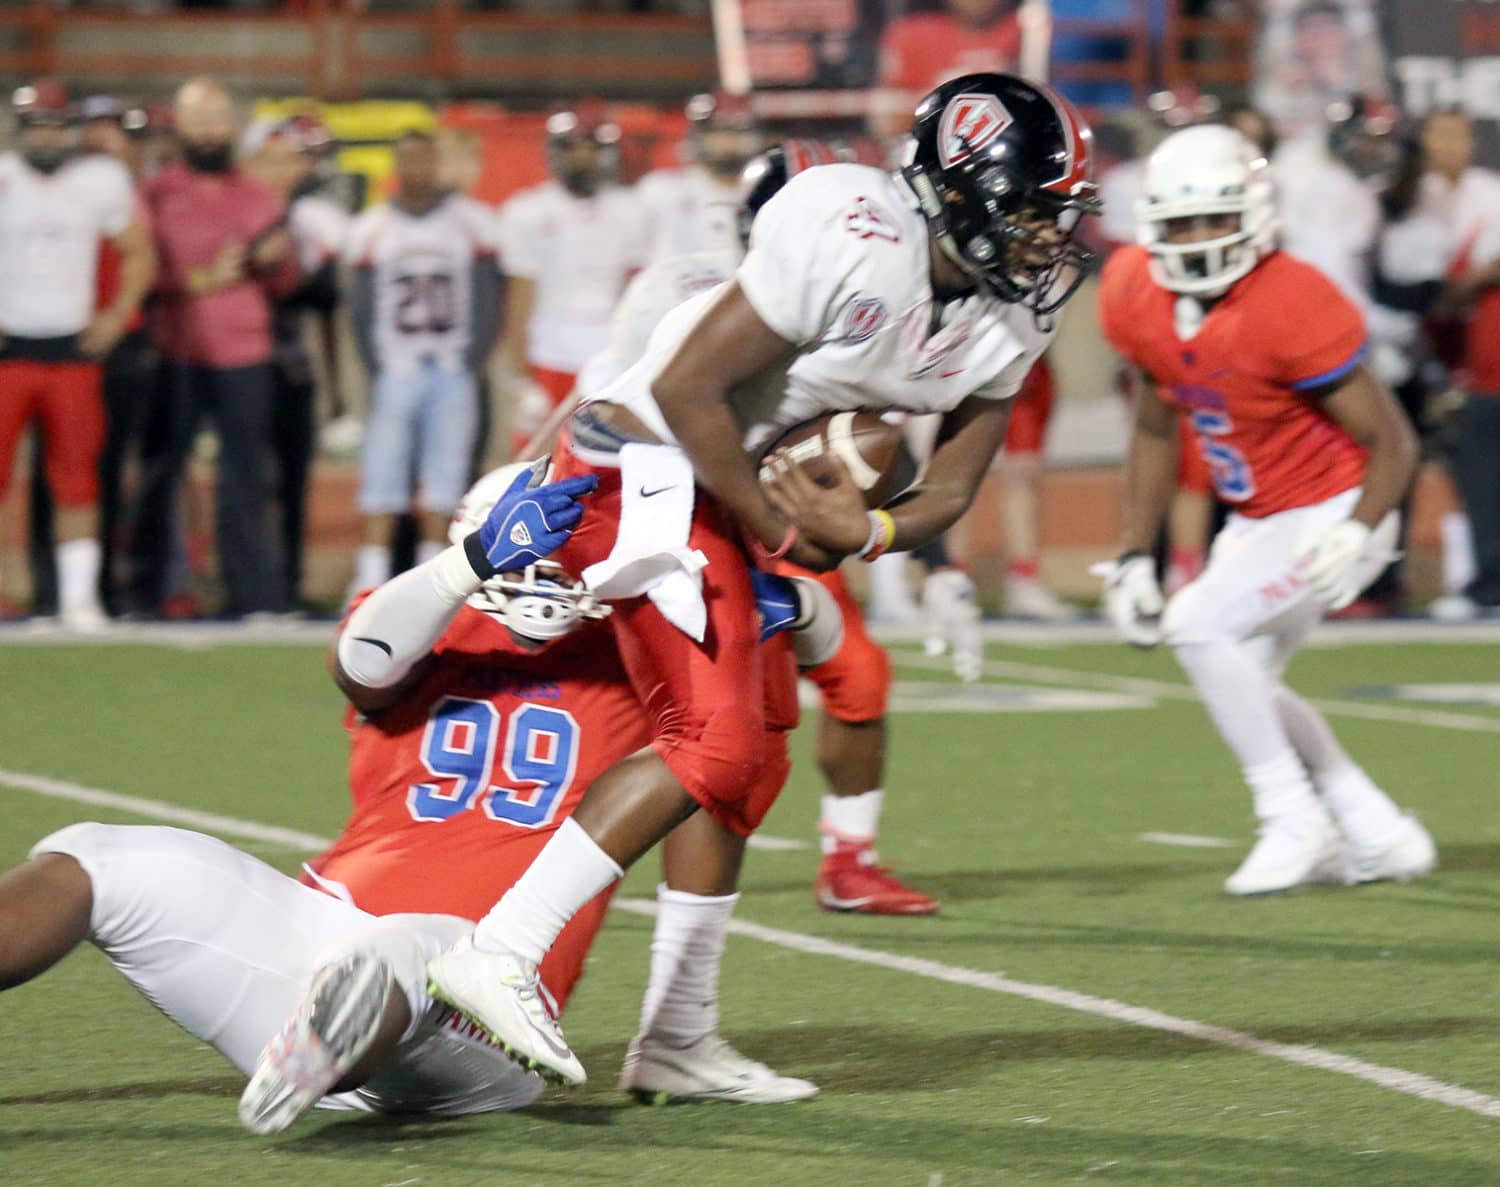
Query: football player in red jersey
xmin=0 ymin=463 xmax=833 ymax=1135
xmin=1096 ymin=124 xmax=1434 ymax=897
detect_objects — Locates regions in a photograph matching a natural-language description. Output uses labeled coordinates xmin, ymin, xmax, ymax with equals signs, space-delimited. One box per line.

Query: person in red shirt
xmin=1097 ymin=124 xmax=1433 ymax=898
xmin=134 ymin=77 xmax=301 ymax=619
xmin=874 ymin=0 xmax=1023 ymax=138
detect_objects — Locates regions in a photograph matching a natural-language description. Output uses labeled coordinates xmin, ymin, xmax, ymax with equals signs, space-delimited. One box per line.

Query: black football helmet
xmin=901 ymin=73 xmax=1100 ymax=315
xmin=736 ymin=138 xmax=846 ymax=249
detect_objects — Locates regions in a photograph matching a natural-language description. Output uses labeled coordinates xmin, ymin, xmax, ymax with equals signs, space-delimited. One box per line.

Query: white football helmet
xmin=447 ymin=459 xmax=609 ymax=642
xmin=1135 ymin=124 xmax=1278 ymax=297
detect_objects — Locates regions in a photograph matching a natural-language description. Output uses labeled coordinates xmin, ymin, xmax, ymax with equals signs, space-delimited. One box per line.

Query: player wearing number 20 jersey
xmin=345 ymin=139 xmax=500 ymax=556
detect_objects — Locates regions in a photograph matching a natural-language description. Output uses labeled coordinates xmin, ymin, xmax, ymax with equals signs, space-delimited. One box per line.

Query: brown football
xmin=758 ymin=411 xmax=918 ymax=509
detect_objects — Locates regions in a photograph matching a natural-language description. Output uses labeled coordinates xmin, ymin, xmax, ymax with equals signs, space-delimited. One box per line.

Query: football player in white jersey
xmin=581 ymin=140 xmax=940 ymax=917
xmin=427 ymin=73 xmax=1102 ymax=1085
xmin=0 ymin=79 xmax=153 ymax=629
xmin=636 ymin=90 xmax=763 ymax=265
xmin=346 ymin=130 xmax=501 ymax=596
xmin=495 ymin=102 xmax=648 ymax=455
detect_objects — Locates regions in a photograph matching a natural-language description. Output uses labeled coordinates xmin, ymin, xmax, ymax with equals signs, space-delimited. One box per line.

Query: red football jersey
xmin=1099 ymin=246 xmax=1368 ymax=518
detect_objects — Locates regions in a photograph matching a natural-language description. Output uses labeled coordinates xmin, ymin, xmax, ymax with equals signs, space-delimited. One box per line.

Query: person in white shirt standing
xmin=0 ymin=79 xmax=153 ymax=629
xmin=636 ymin=90 xmax=764 ymax=265
xmin=346 ymin=130 xmax=501 ymax=595
xmin=495 ymin=102 xmax=647 ymax=456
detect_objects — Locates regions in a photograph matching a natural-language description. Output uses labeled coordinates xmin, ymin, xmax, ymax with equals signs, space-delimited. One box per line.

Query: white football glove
xmin=1294 ymin=519 xmax=1372 ymax=611
xmin=1096 ymin=553 xmax=1164 ymax=649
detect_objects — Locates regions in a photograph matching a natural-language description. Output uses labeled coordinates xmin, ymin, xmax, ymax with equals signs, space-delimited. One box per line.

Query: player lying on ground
xmin=0 ymin=467 xmax=839 ymax=1134
xmin=577 ymin=139 xmax=937 ymax=916
xmin=426 ymin=72 xmax=1103 ymax=1086
xmin=1096 ymin=124 xmax=1435 ymax=896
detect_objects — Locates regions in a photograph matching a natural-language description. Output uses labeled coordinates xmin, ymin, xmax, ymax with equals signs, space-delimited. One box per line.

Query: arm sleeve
xmin=1271 ymin=262 xmax=1368 ymax=390
xmin=336 ymin=545 xmax=483 ymax=689
xmin=735 ymin=172 xmax=850 ymax=345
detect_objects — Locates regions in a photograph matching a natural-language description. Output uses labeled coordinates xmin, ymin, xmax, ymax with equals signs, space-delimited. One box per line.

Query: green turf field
xmin=3 ymin=631 xmax=1499 ymax=1186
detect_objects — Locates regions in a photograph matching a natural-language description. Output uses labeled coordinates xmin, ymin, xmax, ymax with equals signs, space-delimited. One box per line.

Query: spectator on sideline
xmin=495 ymin=101 xmax=646 ymax=454
xmin=637 ymin=91 xmax=762 ymax=264
xmin=134 ymin=77 xmax=300 ymax=620
xmin=242 ymin=114 xmax=350 ymax=610
xmin=345 ymin=129 xmax=501 ymax=595
xmin=873 ymin=0 xmax=1023 ymax=138
xmin=0 ymin=79 xmax=153 ymax=629
xmin=1421 ymin=110 xmax=1500 ymax=619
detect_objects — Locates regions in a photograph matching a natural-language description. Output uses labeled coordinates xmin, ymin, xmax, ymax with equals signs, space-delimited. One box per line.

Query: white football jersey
xmin=591 ymin=164 xmax=1052 ymax=452
xmin=636 ymin=166 xmax=744 ymax=264
xmin=576 ymin=247 xmax=739 ymax=396
xmin=496 ymin=180 xmax=647 ymax=374
xmin=346 ymin=194 xmax=495 ymax=373
xmin=0 ymin=152 xmax=134 ymax=337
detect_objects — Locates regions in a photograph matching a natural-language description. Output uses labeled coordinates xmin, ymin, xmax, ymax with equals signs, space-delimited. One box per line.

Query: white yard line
xmin=1138 ymin=832 xmax=1237 ymax=849
xmin=3 ymin=767 xmax=1497 ymax=1122
xmin=893 ymin=652 xmax=1500 ymax=734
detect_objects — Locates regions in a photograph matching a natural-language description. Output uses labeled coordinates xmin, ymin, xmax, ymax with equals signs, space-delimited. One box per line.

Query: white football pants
xmin=30 ymin=823 xmax=543 ymax=1117
xmin=1160 ymin=489 xmax=1402 ymax=831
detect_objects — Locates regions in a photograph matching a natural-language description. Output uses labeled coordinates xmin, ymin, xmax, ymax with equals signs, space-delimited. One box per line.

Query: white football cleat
xmin=1344 ymin=814 xmax=1437 ymax=885
xmin=1224 ymin=811 xmax=1344 ymax=897
xmin=60 ymin=602 xmax=109 ymax=634
xmin=426 ymin=934 xmax=585 ymax=1087
xmin=239 ymin=949 xmax=393 ymax=1135
xmin=619 ymin=1033 xmax=818 ymax=1105
xmin=922 ymin=569 xmax=983 ymax=680
xmin=1003 ymin=576 xmax=1081 ymax=622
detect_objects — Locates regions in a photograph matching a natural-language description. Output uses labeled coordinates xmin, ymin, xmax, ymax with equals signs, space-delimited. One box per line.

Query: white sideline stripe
xmin=893 ymin=652 xmax=1500 ymax=735
xmin=7 ymin=767 xmax=1499 ymax=1122
xmin=1139 ymin=831 xmax=1236 ymax=849
xmin=0 ymin=768 xmax=805 ymax=854
xmin=612 ymin=897 xmax=1500 ymax=1121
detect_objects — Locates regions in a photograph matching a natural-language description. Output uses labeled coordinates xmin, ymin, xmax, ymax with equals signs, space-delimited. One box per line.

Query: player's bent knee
xmin=1161 ymin=585 xmax=1225 ymax=649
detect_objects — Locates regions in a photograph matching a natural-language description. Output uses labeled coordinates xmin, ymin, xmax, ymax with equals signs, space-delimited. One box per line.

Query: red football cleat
xmin=814 ymin=846 xmax=939 ymax=916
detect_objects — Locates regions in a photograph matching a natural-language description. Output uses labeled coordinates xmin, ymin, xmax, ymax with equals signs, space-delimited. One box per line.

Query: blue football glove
xmin=465 ymin=470 xmax=598 ymax=578
xmin=751 ymin=569 xmax=804 ymax=642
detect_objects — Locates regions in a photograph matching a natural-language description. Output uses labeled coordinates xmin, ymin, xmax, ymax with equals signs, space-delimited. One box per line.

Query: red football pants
xmin=0 ymin=357 xmax=104 ymax=505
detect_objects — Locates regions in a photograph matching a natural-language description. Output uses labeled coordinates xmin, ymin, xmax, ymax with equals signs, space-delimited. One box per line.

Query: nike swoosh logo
xmin=352 ymin=636 xmax=393 ymax=658
xmin=940 ymin=369 xmax=964 ymax=379
xmin=639 ymin=485 xmax=674 ymax=498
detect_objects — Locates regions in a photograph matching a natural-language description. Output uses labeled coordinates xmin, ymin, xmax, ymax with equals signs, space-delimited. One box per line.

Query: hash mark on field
xmin=5 ymin=768 xmax=1500 ymax=1123
xmin=1139 ymin=832 xmax=1236 ymax=849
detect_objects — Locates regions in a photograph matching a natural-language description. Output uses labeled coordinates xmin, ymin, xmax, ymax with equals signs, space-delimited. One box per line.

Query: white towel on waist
xmin=581 ymin=443 xmax=709 ymax=641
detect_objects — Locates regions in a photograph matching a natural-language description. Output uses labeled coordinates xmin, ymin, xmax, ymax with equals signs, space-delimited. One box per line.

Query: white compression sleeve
xmin=336 ymin=544 xmax=487 ymax=689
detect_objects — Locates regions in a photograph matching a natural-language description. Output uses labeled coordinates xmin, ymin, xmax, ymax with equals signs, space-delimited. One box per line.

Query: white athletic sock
xmin=637 ymin=883 xmax=738 ymax=1047
xmin=416 ymin=539 xmax=445 ymax=566
xmin=354 ymin=544 xmax=392 ymax=595
xmin=1441 ymin=512 xmax=1476 ymax=595
xmin=819 ymin=789 xmax=883 ymax=854
xmin=472 ymin=817 xmax=623 ymax=966
xmin=1271 ymin=685 xmax=1404 ymax=845
xmin=57 ymin=538 xmax=102 ymax=615
xmin=1174 ymin=638 xmax=1318 ymax=820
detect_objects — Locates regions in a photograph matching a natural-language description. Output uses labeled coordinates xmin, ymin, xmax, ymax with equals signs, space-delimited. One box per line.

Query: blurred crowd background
xmin=0 ymin=0 xmax=1496 ymax=625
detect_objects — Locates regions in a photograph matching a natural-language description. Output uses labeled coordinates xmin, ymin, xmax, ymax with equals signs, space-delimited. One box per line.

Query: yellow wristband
xmin=859 ymin=510 xmax=896 ymax=561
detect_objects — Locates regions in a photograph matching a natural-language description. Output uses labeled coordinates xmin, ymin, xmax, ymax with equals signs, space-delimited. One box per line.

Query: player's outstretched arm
xmin=1118 ymin=369 xmax=1182 ymax=557
xmin=1294 ymin=364 xmax=1419 ymax=610
xmin=650 ymin=282 xmax=806 ymax=559
xmin=331 ymin=470 xmax=596 ymax=714
xmin=886 ymin=395 xmax=1012 ymax=549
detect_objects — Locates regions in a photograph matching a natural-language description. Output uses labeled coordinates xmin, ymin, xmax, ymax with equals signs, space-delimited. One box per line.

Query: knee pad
xmin=29 ymin=821 xmax=113 ymax=879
